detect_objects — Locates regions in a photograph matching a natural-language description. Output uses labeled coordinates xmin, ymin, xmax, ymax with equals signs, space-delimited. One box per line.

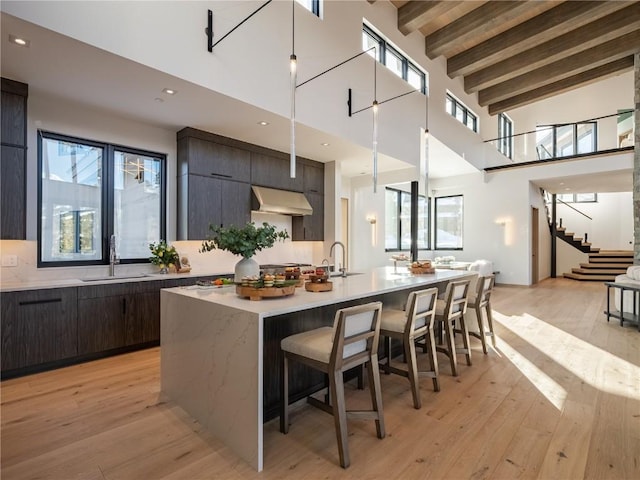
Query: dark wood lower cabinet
xmin=1 ymin=275 xmax=224 ymax=378
xmin=0 ymin=288 xmax=77 ymax=371
xmin=125 ymin=291 xmax=160 ymax=346
xmin=77 ymin=295 xmax=127 ymax=355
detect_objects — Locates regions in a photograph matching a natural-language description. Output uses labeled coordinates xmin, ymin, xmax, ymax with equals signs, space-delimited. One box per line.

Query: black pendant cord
xmin=292 ymin=0 xmax=295 ymax=56
xmin=297 ymin=47 xmax=376 ymax=89
xmin=351 ymin=89 xmax=417 ymax=116
xmin=207 ymin=1 xmax=273 ymax=51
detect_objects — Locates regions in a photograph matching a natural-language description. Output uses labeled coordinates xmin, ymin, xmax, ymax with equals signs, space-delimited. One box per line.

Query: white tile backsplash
xmin=0 ymin=213 xmax=323 ymax=285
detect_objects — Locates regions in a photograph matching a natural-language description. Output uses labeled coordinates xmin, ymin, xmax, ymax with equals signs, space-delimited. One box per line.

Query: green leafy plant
xmin=200 ymin=222 xmax=289 ymax=259
xmin=149 ymin=240 xmax=179 ymax=266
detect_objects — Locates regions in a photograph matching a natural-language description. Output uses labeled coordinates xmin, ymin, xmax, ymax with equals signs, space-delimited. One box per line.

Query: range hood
xmin=251 ymin=186 xmax=313 ymax=216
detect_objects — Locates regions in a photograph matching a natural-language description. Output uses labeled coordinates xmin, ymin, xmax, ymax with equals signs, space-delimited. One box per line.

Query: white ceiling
xmin=0 ymin=12 xmax=632 ymax=192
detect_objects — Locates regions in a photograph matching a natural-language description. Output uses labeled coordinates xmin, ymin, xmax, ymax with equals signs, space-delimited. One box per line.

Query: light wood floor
xmin=2 ymin=278 xmax=639 ymax=479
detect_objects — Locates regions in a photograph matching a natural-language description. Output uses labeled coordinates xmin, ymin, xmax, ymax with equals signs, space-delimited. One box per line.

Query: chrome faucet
xmin=109 ymin=234 xmax=119 ymax=276
xmin=329 ymin=241 xmax=347 ymax=277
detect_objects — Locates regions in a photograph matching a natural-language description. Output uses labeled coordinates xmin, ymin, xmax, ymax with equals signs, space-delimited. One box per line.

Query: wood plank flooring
xmin=2 ymin=278 xmax=639 ymax=479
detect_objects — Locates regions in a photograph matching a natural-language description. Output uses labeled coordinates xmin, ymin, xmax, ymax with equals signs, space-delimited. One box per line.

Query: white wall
xmin=506 ymin=72 xmax=635 ymax=161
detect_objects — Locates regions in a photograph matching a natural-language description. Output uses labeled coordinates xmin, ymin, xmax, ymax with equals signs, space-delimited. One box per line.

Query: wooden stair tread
xmin=563 ymin=272 xmax=616 ymax=281
xmin=571 ymin=268 xmax=626 ymax=275
xmin=579 ymin=263 xmax=630 ymax=269
xmin=589 ymin=251 xmax=633 ymax=257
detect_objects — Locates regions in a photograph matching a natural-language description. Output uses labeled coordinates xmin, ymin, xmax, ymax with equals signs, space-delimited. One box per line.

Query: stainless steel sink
xmin=329 ymin=272 xmax=362 ymax=278
xmin=81 ymin=274 xmax=148 ymax=282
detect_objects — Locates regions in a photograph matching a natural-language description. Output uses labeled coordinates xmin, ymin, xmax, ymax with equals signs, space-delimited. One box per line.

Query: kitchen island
xmin=160 ymin=266 xmax=474 ymax=471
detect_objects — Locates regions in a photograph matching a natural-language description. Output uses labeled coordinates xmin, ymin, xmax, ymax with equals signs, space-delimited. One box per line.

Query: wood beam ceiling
xmin=389 ymin=0 xmax=640 ymax=114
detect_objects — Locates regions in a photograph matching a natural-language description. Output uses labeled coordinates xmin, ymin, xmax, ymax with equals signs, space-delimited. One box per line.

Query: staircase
xmin=542 ymin=189 xmax=633 ymax=281
xmin=556 ymin=225 xmax=599 ymax=254
xmin=563 ymin=250 xmax=633 ymax=281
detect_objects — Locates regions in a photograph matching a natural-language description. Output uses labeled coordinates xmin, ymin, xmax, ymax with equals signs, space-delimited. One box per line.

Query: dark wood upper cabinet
xmin=292 ymin=192 xmax=324 ymax=241
xmin=0 ymin=78 xmax=27 ymax=240
xmin=182 ymin=136 xmax=250 ymax=181
xmin=177 ymin=127 xmax=324 ymax=241
xmin=250 ymin=152 xmax=304 ymax=192
xmin=303 ymin=163 xmax=324 ymax=194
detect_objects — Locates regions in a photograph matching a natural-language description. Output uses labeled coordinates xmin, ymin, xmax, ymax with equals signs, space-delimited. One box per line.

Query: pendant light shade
xmin=372 ymin=100 xmax=379 ymax=193
xmin=421 ymin=128 xmax=429 ymax=199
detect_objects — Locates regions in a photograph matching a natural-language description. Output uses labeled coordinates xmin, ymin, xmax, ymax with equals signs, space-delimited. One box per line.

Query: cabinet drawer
xmin=1 ymin=288 xmax=78 ymax=370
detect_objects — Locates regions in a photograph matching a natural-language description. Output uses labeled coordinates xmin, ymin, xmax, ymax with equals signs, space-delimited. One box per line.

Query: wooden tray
xmin=409 ymin=267 xmax=436 ymax=274
xmin=236 ymin=285 xmax=296 ymax=301
xmin=305 ymin=281 xmax=333 ymax=292
xmin=308 ymin=274 xmax=330 ymax=283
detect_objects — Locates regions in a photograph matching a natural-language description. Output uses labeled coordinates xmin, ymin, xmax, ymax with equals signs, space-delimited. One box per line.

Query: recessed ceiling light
xmin=162 ymin=88 xmax=177 ymax=95
xmin=154 ymin=97 xmax=164 ymax=103
xmin=565 ymin=187 xmax=570 ymax=191
xmin=9 ymin=35 xmax=29 ymax=47
xmin=258 ymin=121 xmax=269 ymax=126
xmin=321 ymin=142 xmax=330 ymax=147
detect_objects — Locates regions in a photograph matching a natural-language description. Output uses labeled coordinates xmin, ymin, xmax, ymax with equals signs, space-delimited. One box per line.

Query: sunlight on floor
xmin=495 ymin=337 xmax=567 ymax=411
xmin=493 ymin=310 xmax=640 ymax=401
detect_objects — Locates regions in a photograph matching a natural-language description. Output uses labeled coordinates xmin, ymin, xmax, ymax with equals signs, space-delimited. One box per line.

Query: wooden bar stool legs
xmin=379 ymin=288 xmax=439 ymax=409
xmin=280 ymin=302 xmax=385 ymax=468
xmin=467 ymin=274 xmax=496 ymax=353
xmin=434 ymin=279 xmax=472 ymax=376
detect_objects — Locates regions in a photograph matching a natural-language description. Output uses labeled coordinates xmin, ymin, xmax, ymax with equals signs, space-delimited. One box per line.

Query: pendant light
xmin=289 ymin=0 xmax=297 ymax=178
xmin=422 ymin=91 xmax=430 ymax=199
xmin=372 ymin=53 xmax=378 ymax=193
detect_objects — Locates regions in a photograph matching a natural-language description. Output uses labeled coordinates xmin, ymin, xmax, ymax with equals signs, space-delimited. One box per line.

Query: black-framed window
xmin=38 ymin=131 xmax=166 ymax=267
xmin=434 ymin=195 xmax=463 ymax=250
xmin=296 ymin=0 xmax=320 ymax=17
xmin=446 ymin=92 xmax=478 ymax=133
xmin=363 ymin=24 xmax=427 ymax=94
xmin=498 ymin=113 xmax=513 ymax=159
xmin=536 ymin=122 xmax=597 ymax=159
xmin=385 ymin=187 xmax=430 ymax=251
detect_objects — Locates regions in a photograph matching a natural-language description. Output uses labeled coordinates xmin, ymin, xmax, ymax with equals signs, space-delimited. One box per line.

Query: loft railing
xmin=484 ymin=109 xmax=635 ymax=170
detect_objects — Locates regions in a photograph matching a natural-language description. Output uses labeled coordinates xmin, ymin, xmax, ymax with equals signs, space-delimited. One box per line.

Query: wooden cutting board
xmin=236 ymin=285 xmax=296 ymax=301
xmin=305 ymin=281 xmax=333 ymax=292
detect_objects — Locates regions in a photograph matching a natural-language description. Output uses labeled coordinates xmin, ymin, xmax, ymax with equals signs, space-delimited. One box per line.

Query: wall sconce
xmin=367 ymin=215 xmax=377 ymax=246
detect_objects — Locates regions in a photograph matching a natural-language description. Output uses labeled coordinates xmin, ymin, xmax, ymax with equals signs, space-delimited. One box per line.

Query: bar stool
xmin=379 ymin=287 xmax=439 ymax=409
xmin=280 ymin=302 xmax=385 ymax=468
xmin=467 ymin=274 xmax=496 ymax=353
xmin=433 ymin=279 xmax=471 ymax=376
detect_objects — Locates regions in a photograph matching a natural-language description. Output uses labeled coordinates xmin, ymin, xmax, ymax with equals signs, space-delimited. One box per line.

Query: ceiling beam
xmin=478 ymin=30 xmax=640 ymax=106
xmin=425 ymin=1 xmax=544 ymax=59
xmin=448 ymin=1 xmax=632 ymax=78
xmin=397 ymin=1 xmax=463 ymax=35
xmin=465 ymin=4 xmax=640 ymax=93
xmin=488 ymin=56 xmax=635 ymax=114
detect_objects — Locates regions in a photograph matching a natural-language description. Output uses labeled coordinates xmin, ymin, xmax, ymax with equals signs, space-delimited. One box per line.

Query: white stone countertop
xmin=164 ymin=266 xmax=475 ymax=318
xmin=0 ymin=270 xmax=231 ymax=293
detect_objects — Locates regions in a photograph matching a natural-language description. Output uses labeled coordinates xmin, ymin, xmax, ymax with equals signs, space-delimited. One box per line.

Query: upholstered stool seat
xmin=280 ymin=302 xmax=385 ymax=469
xmin=379 ymin=287 xmax=439 ymax=409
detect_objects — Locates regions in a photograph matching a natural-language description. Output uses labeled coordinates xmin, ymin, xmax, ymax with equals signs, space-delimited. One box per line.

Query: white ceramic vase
xmin=235 ymin=257 xmax=259 ymax=282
